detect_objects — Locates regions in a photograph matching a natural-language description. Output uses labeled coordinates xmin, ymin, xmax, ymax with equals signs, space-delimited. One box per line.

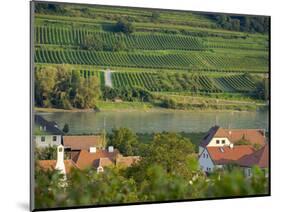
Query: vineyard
xmin=35 ymin=48 xmax=268 ymax=72
xmin=33 ymin=3 xmax=269 ymax=106
xmin=111 ymin=71 xmax=259 ymax=93
xmin=76 ymin=69 xmax=105 ymax=87
xmin=35 ymin=26 xmax=205 ymax=51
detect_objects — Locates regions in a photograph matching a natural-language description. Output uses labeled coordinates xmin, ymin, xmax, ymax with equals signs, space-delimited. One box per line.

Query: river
xmin=37 ymin=109 xmax=269 ymax=134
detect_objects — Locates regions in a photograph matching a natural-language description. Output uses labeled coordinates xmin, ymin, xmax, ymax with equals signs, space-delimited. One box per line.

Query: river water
xmin=37 ymin=109 xmax=269 ymax=134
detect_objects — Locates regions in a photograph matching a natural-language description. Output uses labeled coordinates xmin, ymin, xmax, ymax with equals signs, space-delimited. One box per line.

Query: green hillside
xmin=33 ymin=2 xmax=269 ymax=110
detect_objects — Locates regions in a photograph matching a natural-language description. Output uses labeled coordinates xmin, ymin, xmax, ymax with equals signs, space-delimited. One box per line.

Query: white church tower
xmin=55 ymin=144 xmax=66 ymax=175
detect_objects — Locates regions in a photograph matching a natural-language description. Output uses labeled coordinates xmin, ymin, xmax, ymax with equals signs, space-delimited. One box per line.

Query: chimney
xmin=229 ymin=143 xmax=234 ymax=149
xmin=55 ymin=145 xmax=66 ymax=175
xmin=89 ymin=147 xmax=96 ymax=153
xmin=108 ymin=146 xmax=114 ymax=153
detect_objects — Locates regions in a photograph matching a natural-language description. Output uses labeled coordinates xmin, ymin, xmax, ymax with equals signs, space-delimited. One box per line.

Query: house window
xmin=206 ymin=154 xmax=208 ymax=158
xmin=216 ymin=140 xmax=220 ymax=144
xmin=222 ymin=140 xmax=225 ymax=144
xmin=41 ymin=136 xmax=45 ymax=142
xmin=52 ymin=136 xmax=57 ymax=142
xmin=247 ymin=168 xmax=251 ymax=177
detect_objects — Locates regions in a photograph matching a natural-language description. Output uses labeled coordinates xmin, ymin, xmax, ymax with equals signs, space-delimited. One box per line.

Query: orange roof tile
xmin=37 ymin=160 xmax=78 ymax=174
xmin=63 ymin=135 xmax=103 ymax=150
xmin=200 ymin=126 xmax=266 ymax=147
xmin=238 ymin=144 xmax=269 ymax=168
xmin=116 ymin=156 xmax=140 ymax=167
xmin=207 ymin=145 xmax=255 ymax=165
xmin=98 ymin=157 xmax=114 ymax=168
xmin=75 ymin=149 xmax=120 ymax=169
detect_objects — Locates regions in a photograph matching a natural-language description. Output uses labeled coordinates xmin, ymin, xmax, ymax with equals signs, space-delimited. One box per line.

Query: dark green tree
xmin=108 ymin=128 xmax=138 ymax=156
xmin=62 ymin=123 xmax=69 ymax=134
xmin=115 ymin=19 xmax=135 ymax=34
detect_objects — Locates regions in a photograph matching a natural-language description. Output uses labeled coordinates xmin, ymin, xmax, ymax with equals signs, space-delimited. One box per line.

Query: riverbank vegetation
xmin=34 ymin=65 xmax=267 ymax=112
xmin=35 ymin=65 xmax=100 ymax=109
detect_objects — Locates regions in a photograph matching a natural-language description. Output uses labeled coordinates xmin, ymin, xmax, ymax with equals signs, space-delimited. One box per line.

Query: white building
xmin=198 ymin=126 xmax=267 ymax=174
xmin=34 ymin=115 xmax=63 ymax=148
xmin=199 ymin=145 xmax=255 ymax=173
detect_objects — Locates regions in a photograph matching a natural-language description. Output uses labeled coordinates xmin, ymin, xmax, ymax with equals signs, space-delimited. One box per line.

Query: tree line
xmin=210 ymin=14 xmax=269 ymax=34
xmin=35 ymin=66 xmax=100 ymax=109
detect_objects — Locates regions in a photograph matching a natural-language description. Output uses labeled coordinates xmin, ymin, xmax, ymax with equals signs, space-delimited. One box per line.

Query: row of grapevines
xmin=35 ymin=26 xmax=205 ymax=50
xmin=35 ymin=48 xmax=267 ymax=72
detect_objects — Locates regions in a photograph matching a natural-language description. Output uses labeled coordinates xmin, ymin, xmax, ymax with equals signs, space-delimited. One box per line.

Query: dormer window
xmin=222 ymin=140 xmax=225 ymax=144
xmin=97 ymin=167 xmax=104 ymax=173
xmin=216 ymin=140 xmax=220 ymax=144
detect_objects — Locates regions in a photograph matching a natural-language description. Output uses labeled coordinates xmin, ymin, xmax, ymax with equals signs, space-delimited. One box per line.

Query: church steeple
xmin=55 ymin=145 xmax=66 ymax=175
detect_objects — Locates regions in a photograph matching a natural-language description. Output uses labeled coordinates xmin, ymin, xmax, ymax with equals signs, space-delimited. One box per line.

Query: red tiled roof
xmin=98 ymin=157 xmax=114 ymax=168
xmin=200 ymin=126 xmax=266 ymax=147
xmin=63 ymin=135 xmax=103 ymax=150
xmin=116 ymin=156 xmax=140 ymax=167
xmin=37 ymin=160 xmax=78 ymax=174
xmin=238 ymin=144 xmax=269 ymax=168
xmin=207 ymin=145 xmax=255 ymax=165
xmin=75 ymin=149 xmax=120 ymax=169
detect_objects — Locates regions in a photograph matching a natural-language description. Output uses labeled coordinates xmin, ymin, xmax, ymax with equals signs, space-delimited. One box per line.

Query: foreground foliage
xmin=35 ymin=132 xmax=269 ymax=208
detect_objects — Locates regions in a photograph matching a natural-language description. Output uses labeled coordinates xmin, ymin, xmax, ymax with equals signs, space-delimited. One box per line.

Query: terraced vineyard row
xmin=112 ymin=72 xmax=159 ymax=91
xmin=35 ymin=49 xmax=267 ymax=72
xmin=111 ymin=72 xmax=257 ymax=93
xmin=76 ymin=69 xmax=105 ymax=87
xmin=214 ymin=75 xmax=256 ymax=92
xmin=35 ymin=26 xmax=205 ymax=50
xmin=206 ymin=41 xmax=267 ymax=51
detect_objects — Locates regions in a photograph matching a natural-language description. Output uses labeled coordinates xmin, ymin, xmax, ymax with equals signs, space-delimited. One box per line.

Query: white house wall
xmin=207 ymin=137 xmax=231 ymax=147
xmin=199 ymin=148 xmax=215 ymax=172
xmin=35 ymin=135 xmax=62 ymax=148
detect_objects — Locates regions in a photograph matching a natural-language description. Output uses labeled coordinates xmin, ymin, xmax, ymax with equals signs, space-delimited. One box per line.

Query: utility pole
xmin=102 ymin=117 xmax=107 ymax=149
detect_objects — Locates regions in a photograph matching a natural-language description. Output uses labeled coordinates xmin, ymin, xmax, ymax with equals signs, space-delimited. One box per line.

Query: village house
xmin=238 ymin=144 xmax=269 ymax=177
xmin=199 ymin=145 xmax=255 ymax=172
xmin=37 ymin=144 xmax=140 ymax=175
xmin=198 ymin=126 xmax=268 ymax=175
xmin=63 ymin=135 xmax=105 ymax=161
xmin=34 ymin=115 xmax=63 ymax=148
xmin=198 ymin=126 xmax=266 ymax=155
xmin=37 ymin=145 xmax=78 ymax=176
